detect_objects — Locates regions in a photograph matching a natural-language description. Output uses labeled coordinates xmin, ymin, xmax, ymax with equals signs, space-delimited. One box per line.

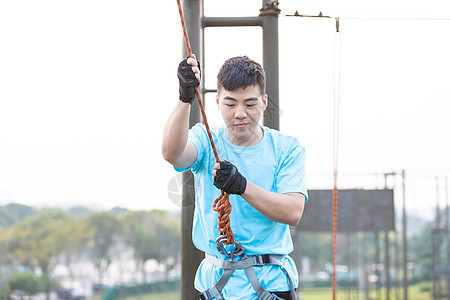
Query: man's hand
xmin=177 ymin=55 xmax=201 ymax=104
xmin=212 ymin=160 xmax=247 ymax=195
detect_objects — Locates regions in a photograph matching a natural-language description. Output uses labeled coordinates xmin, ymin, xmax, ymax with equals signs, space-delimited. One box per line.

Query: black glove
xmin=177 ymin=57 xmax=200 ymax=104
xmin=214 ymin=161 xmax=247 ymax=195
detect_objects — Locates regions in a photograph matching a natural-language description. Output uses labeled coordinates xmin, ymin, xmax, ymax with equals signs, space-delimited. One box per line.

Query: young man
xmin=162 ymin=55 xmax=307 ymax=300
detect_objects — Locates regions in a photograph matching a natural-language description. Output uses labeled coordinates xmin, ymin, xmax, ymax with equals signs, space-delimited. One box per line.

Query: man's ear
xmin=216 ymin=93 xmax=220 ymax=109
xmin=262 ymin=94 xmax=268 ymax=111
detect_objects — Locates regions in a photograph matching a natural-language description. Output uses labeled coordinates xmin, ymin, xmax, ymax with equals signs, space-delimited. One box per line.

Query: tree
xmin=0 ymin=226 xmax=10 ymax=299
xmin=5 ymin=209 xmax=68 ymax=300
xmin=0 ymin=203 xmax=36 ymax=228
xmin=7 ymin=272 xmax=42 ymax=296
xmin=408 ymin=221 xmax=433 ymax=281
xmin=293 ymin=231 xmax=333 ymax=272
xmin=58 ymin=217 xmax=93 ymax=279
xmin=85 ymin=212 xmax=122 ymax=284
xmin=149 ymin=211 xmax=180 ymax=279
xmin=120 ymin=210 xmax=180 ymax=282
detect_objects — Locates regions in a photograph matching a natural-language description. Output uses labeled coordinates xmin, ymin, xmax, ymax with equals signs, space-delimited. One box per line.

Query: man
xmin=162 ymin=55 xmax=307 ymax=299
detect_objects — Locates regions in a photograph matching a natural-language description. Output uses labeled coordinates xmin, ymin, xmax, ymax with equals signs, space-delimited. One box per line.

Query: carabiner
xmin=216 ymin=235 xmax=245 ymax=259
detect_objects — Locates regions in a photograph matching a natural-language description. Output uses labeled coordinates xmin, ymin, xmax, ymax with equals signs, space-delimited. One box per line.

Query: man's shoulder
xmin=190 ymin=122 xmax=206 ymax=132
xmin=189 ymin=123 xmax=225 ymax=140
xmin=262 ymin=126 xmax=302 ymax=148
xmin=191 ymin=123 xmax=224 ymax=134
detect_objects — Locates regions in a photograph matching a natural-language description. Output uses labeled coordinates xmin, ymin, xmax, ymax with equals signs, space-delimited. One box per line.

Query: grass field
xmin=97 ymin=283 xmax=434 ymax=300
xmin=299 ymin=283 xmax=432 ymax=300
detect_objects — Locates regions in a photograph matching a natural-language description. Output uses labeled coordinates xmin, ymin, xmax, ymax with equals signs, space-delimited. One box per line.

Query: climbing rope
xmin=332 ymin=17 xmax=341 ymax=300
xmin=176 ymin=0 xmax=235 ymax=245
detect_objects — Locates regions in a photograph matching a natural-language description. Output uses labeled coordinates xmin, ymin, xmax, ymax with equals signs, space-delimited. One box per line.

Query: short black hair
xmin=217 ymin=56 xmax=266 ymax=95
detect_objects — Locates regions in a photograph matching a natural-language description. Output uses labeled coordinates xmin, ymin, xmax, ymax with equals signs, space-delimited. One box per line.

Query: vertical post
xmin=445 ymin=176 xmax=450 ymax=300
xmin=181 ymin=1 xmax=204 ymax=300
xmin=181 ymin=172 xmax=202 ymax=300
xmin=182 ymin=0 xmax=202 ymax=129
xmin=383 ymin=174 xmax=392 ymax=300
xmin=363 ymin=233 xmax=370 ymax=300
xmin=260 ymin=0 xmax=280 ymax=130
xmin=432 ymin=225 xmax=438 ymax=299
xmin=375 ymin=231 xmax=380 ymax=300
xmin=353 ymin=233 xmax=358 ymax=299
xmin=434 ymin=176 xmax=441 ymax=299
xmin=385 ymin=231 xmax=390 ymax=300
xmin=401 ymin=170 xmax=408 ymax=300
xmin=394 ymin=232 xmax=400 ymax=300
xmin=349 ymin=234 xmax=352 ymax=299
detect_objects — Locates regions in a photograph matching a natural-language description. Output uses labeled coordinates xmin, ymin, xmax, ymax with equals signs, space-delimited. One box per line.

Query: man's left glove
xmin=213 ymin=160 xmax=247 ymax=195
xmin=177 ymin=57 xmax=200 ymax=104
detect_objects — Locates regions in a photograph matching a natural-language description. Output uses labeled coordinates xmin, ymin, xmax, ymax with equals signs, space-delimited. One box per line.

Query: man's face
xmin=216 ymin=85 xmax=267 ymax=145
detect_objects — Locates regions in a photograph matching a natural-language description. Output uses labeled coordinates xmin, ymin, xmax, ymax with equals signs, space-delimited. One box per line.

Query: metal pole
xmin=203 ymin=16 xmax=262 ymax=27
xmin=385 ymin=231 xmax=391 ymax=300
xmin=432 ymin=225 xmax=438 ymax=299
xmin=349 ymin=234 xmax=352 ymax=299
xmin=363 ymin=233 xmax=369 ymax=300
xmin=181 ymin=1 xmax=204 ymax=300
xmin=401 ymin=169 xmax=408 ymax=300
xmin=434 ymin=176 xmax=441 ymax=299
xmin=375 ymin=231 xmax=380 ymax=300
xmin=445 ymin=176 xmax=450 ymax=300
xmin=383 ymin=173 xmax=393 ymax=300
xmin=353 ymin=232 xmax=358 ymax=300
xmin=260 ymin=0 xmax=281 ymax=130
xmin=181 ymin=172 xmax=202 ymax=300
xmin=394 ymin=231 xmax=400 ymax=300
xmin=383 ymin=174 xmax=392 ymax=300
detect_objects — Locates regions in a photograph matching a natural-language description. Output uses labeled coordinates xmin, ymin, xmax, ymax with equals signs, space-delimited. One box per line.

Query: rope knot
xmin=212 ymin=191 xmax=234 ymax=245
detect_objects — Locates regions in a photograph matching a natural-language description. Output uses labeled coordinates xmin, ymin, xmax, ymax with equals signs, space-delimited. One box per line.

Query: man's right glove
xmin=213 ymin=160 xmax=247 ymax=195
xmin=177 ymin=58 xmax=200 ymax=104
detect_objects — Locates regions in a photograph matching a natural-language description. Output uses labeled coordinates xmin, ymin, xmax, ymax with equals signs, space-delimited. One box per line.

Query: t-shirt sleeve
xmin=173 ymin=123 xmax=208 ymax=173
xmin=276 ymin=141 xmax=308 ymax=201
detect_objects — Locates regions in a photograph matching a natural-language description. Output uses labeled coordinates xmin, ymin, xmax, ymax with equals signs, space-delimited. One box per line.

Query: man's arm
xmin=161 ymin=56 xmax=200 ymax=168
xmin=212 ymin=161 xmax=305 ymax=226
xmin=242 ymin=181 xmax=305 ymax=226
xmin=161 ymin=102 xmax=197 ymax=168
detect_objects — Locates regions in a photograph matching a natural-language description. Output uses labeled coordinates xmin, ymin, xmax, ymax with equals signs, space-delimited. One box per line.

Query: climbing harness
xmin=206 ymin=237 xmax=297 ymax=299
xmin=176 ymin=1 xmax=298 ymax=298
xmin=199 ymin=251 xmax=297 ymax=300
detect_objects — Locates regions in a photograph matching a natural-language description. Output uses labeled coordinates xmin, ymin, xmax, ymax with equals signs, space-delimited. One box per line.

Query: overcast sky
xmin=0 ymin=0 xmax=449 ymax=218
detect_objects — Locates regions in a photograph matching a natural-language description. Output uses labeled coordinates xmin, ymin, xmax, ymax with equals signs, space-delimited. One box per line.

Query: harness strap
xmin=206 ymin=254 xmax=285 ymax=269
xmin=213 ymin=268 xmax=234 ymax=296
xmin=244 ymin=266 xmax=275 ymax=299
xmin=201 ymin=253 xmax=297 ymax=300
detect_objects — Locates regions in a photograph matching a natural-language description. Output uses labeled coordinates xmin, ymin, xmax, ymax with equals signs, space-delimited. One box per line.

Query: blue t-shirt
xmin=174 ymin=123 xmax=307 ymax=299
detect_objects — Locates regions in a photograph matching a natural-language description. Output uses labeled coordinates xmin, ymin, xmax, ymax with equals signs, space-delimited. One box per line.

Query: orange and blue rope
xmin=176 ymin=0 xmax=235 ymax=245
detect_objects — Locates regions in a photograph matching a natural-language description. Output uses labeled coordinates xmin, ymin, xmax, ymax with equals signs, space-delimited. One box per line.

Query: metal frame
xmin=180 ymin=1 xmax=281 ymax=299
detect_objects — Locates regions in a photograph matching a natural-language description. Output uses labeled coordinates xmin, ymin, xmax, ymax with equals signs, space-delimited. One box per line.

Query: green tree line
xmin=0 ymin=204 xmax=180 ymax=300
xmin=0 ymin=203 xmax=440 ymax=298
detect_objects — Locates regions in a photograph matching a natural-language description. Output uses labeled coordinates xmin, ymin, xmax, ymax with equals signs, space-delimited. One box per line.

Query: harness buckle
xmin=199 ymin=291 xmax=212 ymax=300
xmin=215 ymin=235 xmax=245 ymax=259
xmin=255 ymin=254 xmax=271 ymax=266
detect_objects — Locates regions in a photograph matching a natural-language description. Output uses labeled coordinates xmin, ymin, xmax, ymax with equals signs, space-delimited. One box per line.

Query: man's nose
xmin=235 ymin=105 xmax=247 ymax=119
